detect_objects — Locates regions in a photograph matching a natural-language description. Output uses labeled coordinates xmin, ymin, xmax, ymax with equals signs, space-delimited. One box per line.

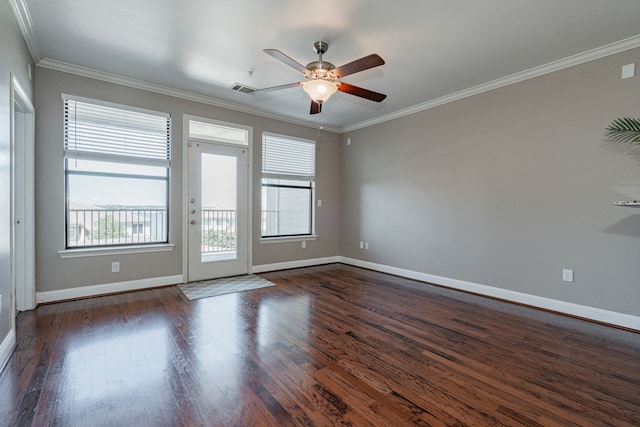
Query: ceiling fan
xmin=255 ymin=41 xmax=386 ymax=115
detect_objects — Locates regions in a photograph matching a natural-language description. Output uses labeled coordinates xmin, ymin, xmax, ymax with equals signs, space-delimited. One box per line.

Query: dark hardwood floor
xmin=1 ymin=264 xmax=638 ymax=426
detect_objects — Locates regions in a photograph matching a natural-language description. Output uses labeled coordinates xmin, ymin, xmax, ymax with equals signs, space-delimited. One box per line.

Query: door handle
xmin=190 ymin=220 xmax=197 ymax=225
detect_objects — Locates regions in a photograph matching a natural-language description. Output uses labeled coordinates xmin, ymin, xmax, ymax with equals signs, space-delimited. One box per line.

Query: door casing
xmin=10 ymin=74 xmax=36 ymax=316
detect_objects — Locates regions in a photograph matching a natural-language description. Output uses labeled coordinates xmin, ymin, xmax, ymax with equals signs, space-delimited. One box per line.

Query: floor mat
xmin=178 ymin=274 xmax=276 ymax=300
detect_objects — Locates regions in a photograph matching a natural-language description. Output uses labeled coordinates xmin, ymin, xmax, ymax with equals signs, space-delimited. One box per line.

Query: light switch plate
xmin=562 ymin=269 xmax=574 ymax=282
xmin=622 ymin=63 xmax=635 ymax=79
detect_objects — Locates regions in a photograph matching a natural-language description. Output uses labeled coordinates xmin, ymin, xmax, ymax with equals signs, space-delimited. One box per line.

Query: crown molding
xmin=342 ymin=34 xmax=640 ymax=133
xmin=8 ymin=0 xmax=42 ymax=62
xmin=34 ymin=32 xmax=640 ymax=135
xmin=36 ymin=58 xmax=342 ymax=134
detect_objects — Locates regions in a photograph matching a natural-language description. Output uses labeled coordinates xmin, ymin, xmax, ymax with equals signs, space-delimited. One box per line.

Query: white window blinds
xmin=262 ymin=133 xmax=315 ymax=181
xmin=63 ymin=95 xmax=171 ymax=166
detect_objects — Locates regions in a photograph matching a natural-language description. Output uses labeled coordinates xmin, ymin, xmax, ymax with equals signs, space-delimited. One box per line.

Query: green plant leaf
xmin=604 ymin=117 xmax=640 ymax=144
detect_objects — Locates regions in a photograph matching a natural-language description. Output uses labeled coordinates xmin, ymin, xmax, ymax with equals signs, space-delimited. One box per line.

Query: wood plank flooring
xmin=1 ymin=263 xmax=638 ymax=426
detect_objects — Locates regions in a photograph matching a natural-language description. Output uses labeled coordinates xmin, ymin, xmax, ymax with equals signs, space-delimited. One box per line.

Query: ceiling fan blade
xmin=336 ymin=82 xmax=387 ymax=102
xmin=263 ymin=49 xmax=308 ymax=74
xmin=330 ymin=54 xmax=385 ymax=78
xmin=310 ymin=101 xmax=322 ymax=115
xmin=252 ymin=82 xmax=302 ymax=94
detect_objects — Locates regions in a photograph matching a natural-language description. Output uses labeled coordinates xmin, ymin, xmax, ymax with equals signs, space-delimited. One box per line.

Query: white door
xmin=188 ymin=142 xmax=249 ymax=281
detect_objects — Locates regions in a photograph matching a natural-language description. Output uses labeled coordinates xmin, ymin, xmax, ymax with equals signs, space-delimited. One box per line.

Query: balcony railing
xmin=202 ymin=210 xmax=280 ymax=253
xmin=201 ymin=209 xmax=236 ymax=254
xmin=68 ymin=208 xmax=280 ymax=249
xmin=68 ymin=208 xmax=168 ymax=247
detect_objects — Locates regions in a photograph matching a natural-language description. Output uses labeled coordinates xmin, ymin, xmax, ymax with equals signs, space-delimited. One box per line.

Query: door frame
xmin=10 ymin=74 xmax=36 ymax=316
xmin=182 ymin=115 xmax=252 ymax=283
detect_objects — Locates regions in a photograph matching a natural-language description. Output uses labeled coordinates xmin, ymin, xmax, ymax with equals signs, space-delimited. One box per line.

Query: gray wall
xmin=342 ymin=48 xmax=640 ymax=316
xmin=1 ymin=3 xmax=35 ymax=341
xmin=35 ymin=67 xmax=341 ymax=292
xmin=26 ymin=33 xmax=640 ymax=320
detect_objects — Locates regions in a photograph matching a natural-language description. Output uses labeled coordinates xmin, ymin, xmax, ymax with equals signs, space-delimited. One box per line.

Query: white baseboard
xmin=252 ymin=256 xmax=340 ymax=274
xmin=36 ymin=274 xmax=183 ymax=304
xmin=339 ymin=257 xmax=640 ymax=331
xmin=30 ymin=257 xmax=640 ymax=331
xmin=0 ymin=329 xmax=16 ymax=374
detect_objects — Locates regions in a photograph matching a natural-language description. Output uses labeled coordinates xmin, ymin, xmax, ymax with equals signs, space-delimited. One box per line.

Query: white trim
xmin=10 ymin=74 xmax=36 ymax=312
xmin=36 ymin=274 xmax=183 ymax=304
xmin=8 ymin=0 xmax=42 ymax=62
xmin=339 ymin=257 xmax=640 ymax=331
xmin=252 ymin=256 xmax=340 ymax=274
xmin=38 ymin=58 xmax=342 ymax=134
xmin=58 ymin=243 xmax=175 ymax=259
xmin=341 ymin=34 xmax=640 ymax=133
xmin=182 ymin=117 xmax=190 ymax=283
xmin=0 ymin=330 xmax=17 ymax=374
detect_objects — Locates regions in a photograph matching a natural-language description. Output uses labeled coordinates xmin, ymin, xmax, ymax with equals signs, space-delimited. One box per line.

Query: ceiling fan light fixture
xmin=259 ymin=42 xmax=386 ymax=115
xmin=302 ymin=79 xmax=338 ymax=103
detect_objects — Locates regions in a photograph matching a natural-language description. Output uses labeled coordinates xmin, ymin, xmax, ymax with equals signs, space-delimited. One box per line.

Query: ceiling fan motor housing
xmin=306 ymin=41 xmax=335 ymax=79
xmin=306 ymin=61 xmax=335 ymax=79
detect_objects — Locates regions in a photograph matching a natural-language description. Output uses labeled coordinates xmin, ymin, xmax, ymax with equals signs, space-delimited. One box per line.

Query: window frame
xmin=261 ymin=132 xmax=316 ymax=240
xmin=62 ymin=94 xmax=171 ymax=250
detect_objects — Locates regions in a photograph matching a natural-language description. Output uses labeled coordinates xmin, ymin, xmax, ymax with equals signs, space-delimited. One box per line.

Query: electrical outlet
xmin=359 ymin=241 xmax=364 ymax=249
xmin=111 ymin=261 xmax=120 ymax=273
xmin=365 ymin=242 xmax=369 ymax=250
xmin=301 ymin=241 xmax=306 ymax=249
xmin=562 ymin=268 xmax=574 ymax=282
xmin=317 ymin=199 xmax=322 ymax=207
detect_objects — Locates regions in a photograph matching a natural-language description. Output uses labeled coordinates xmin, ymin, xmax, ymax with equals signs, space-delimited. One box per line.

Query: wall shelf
xmin=613 ymin=200 xmax=640 ymax=207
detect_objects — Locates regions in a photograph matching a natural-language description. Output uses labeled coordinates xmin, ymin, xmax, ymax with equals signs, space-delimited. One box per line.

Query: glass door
xmin=188 ymin=142 xmax=248 ymax=281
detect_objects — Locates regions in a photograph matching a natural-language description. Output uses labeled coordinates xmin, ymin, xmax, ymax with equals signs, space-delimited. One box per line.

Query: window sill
xmin=260 ymin=235 xmax=318 ymax=244
xmin=59 ymin=243 xmax=175 ymax=259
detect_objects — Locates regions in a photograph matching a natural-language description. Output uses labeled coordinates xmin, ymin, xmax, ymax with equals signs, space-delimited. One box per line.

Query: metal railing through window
xmin=201 ymin=209 xmax=237 ymax=254
xmin=67 ymin=208 xmax=167 ymax=247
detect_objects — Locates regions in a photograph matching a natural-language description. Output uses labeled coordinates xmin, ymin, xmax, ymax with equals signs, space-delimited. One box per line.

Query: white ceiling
xmin=14 ymin=0 xmax=640 ymax=132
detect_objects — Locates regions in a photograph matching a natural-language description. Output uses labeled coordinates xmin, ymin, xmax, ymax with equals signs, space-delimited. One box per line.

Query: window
xmin=261 ymin=133 xmax=315 ymax=238
xmin=64 ymin=95 xmax=171 ymax=248
xmin=188 ymin=119 xmax=249 ymax=146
